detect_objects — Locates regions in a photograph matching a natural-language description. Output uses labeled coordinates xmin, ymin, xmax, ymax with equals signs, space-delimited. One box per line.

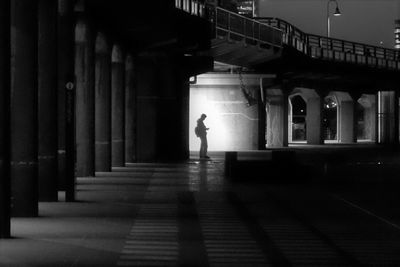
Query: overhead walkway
xmin=176 ymin=0 xmax=400 ymax=73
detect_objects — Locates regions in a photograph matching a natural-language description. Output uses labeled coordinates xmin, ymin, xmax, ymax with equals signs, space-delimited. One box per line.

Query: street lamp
xmin=327 ymin=0 xmax=341 ymax=38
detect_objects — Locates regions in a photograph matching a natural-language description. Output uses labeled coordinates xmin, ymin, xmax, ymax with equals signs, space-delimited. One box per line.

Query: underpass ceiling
xmin=84 ymin=0 xmax=211 ymax=53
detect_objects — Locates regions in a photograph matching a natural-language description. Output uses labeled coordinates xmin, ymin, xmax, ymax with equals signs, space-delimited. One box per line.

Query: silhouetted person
xmin=196 ymin=114 xmax=209 ymax=159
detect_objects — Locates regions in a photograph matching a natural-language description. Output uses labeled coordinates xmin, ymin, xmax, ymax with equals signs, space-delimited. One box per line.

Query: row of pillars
xmin=0 ymin=0 xmax=76 ymax=238
xmin=0 ymin=0 xmax=192 ymax=238
xmin=265 ymin=84 xmax=400 ymax=147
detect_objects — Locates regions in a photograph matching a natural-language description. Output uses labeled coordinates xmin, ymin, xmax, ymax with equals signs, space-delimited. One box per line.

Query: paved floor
xmin=1 ymin=152 xmax=400 ymax=266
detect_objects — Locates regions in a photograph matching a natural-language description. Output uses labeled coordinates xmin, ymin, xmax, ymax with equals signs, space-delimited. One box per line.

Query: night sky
xmin=258 ymin=0 xmax=400 ymax=48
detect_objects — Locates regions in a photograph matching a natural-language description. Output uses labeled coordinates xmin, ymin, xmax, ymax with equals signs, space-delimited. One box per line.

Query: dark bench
xmin=224 ymin=150 xmax=298 ymax=182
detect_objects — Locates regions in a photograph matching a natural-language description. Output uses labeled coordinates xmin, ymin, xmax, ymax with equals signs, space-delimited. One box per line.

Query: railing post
xmin=228 ymin=12 xmax=231 ymax=40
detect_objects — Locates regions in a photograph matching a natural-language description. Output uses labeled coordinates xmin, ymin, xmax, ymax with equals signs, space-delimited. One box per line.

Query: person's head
xmin=200 ymin=113 xmax=207 ymax=120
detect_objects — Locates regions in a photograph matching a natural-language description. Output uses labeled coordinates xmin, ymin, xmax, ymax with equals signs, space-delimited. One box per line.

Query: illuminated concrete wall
xmin=190 ymin=73 xmax=273 ymax=151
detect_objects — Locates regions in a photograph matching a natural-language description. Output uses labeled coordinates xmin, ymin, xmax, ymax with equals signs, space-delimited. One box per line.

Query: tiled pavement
xmin=1 ymin=158 xmax=400 ymax=266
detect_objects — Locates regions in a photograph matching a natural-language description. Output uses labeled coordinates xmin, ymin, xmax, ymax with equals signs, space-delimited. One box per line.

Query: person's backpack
xmin=194 ymin=126 xmax=200 ymax=137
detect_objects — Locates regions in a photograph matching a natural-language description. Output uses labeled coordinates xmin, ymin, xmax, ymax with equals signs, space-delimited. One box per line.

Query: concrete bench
xmin=224 ymin=150 xmax=297 ymax=182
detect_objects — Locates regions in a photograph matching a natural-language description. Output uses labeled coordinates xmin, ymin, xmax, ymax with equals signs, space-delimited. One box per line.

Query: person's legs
xmin=200 ymin=136 xmax=208 ymax=158
xmin=203 ymin=136 xmax=208 ymax=158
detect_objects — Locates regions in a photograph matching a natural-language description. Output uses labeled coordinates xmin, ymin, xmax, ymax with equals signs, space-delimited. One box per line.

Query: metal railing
xmin=175 ymin=0 xmax=283 ymax=48
xmin=258 ymin=17 xmax=400 ymax=71
xmin=209 ymin=7 xmax=283 ymax=48
xmin=175 ymin=0 xmax=206 ymax=17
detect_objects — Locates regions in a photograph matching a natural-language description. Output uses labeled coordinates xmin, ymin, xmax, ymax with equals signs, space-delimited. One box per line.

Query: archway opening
xmin=323 ymin=96 xmax=338 ymax=141
xmin=289 ymin=95 xmax=307 ymax=142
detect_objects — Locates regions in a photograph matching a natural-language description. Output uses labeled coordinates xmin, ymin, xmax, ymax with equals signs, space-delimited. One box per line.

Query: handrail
xmin=175 ymin=0 xmax=283 ymax=48
xmin=209 ymin=7 xmax=283 ymax=48
xmin=257 ymin=17 xmax=400 ymax=70
xmin=174 ymin=0 xmax=206 ymax=17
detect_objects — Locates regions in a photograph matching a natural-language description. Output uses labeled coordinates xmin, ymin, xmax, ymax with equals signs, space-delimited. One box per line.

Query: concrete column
xmin=136 ymin=54 xmax=158 ymax=161
xmin=75 ymin=18 xmax=95 ymax=177
xmin=266 ymin=88 xmax=288 ymax=147
xmin=394 ymin=90 xmax=399 ymax=146
xmin=57 ymin=0 xmax=75 ymax=190
xmin=351 ymin=93 xmax=362 ymax=143
xmin=38 ymin=0 xmax=58 ymax=201
xmin=307 ymin=96 xmax=324 ymax=145
xmin=339 ymin=100 xmax=355 ymax=143
xmin=125 ymin=54 xmax=136 ymax=163
xmin=180 ymin=78 xmax=190 ymax=159
xmin=0 ymin=0 xmax=10 ymax=237
xmin=111 ymin=45 xmax=125 ymax=166
xmin=95 ymin=33 xmax=111 ymax=171
xmin=378 ymin=91 xmax=396 ymax=144
xmin=368 ymin=95 xmax=377 ymax=142
xmin=358 ymin=94 xmax=376 ymax=142
xmin=10 ymin=0 xmax=38 ymax=216
xmin=375 ymin=93 xmax=379 ymax=144
xmin=157 ymin=55 xmax=187 ymax=160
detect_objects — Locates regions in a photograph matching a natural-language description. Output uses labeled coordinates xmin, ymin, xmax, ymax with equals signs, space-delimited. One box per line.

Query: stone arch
xmin=288 ymin=94 xmax=307 ymax=142
xmin=288 ymin=88 xmax=320 ymax=144
xmin=323 ymin=94 xmax=339 ymax=141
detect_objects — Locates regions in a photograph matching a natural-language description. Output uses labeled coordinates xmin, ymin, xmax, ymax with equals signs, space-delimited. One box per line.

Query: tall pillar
xmin=111 ymin=45 xmax=125 ymax=166
xmin=38 ymin=0 xmax=58 ymax=201
xmin=136 ymin=53 xmax=158 ymax=161
xmin=0 ymin=0 xmax=10 ymax=237
xmin=350 ymin=92 xmax=362 ymax=143
xmin=75 ymin=18 xmax=95 ymax=177
xmin=125 ymin=54 xmax=136 ymax=163
xmin=375 ymin=92 xmax=379 ymax=144
xmin=57 ymin=0 xmax=75 ymax=190
xmin=307 ymin=94 xmax=324 ymax=145
xmin=179 ymin=77 xmax=190 ymax=159
xmin=266 ymin=88 xmax=288 ymax=147
xmin=157 ymin=55 xmax=184 ymax=160
xmin=378 ymin=91 xmax=396 ymax=144
xmin=368 ymin=95 xmax=377 ymax=142
xmin=339 ymin=100 xmax=355 ymax=143
xmin=10 ymin=0 xmax=38 ymax=216
xmin=95 ymin=33 xmax=111 ymax=171
xmin=394 ymin=90 xmax=399 ymax=146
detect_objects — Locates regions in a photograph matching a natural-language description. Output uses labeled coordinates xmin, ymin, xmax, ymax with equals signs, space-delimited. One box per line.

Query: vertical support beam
xmin=265 ymin=87 xmax=288 ymax=148
xmin=375 ymin=92 xmax=380 ymax=144
xmin=258 ymin=79 xmax=267 ymax=150
xmin=394 ymin=89 xmax=399 ymax=146
xmin=75 ymin=17 xmax=95 ymax=177
xmin=125 ymin=54 xmax=136 ymax=163
xmin=282 ymin=83 xmax=290 ymax=147
xmin=157 ymin=55 xmax=182 ymax=160
xmin=57 ymin=0 xmax=75 ymax=191
xmin=180 ymin=76 xmax=190 ymax=160
xmin=339 ymin=100 xmax=355 ymax=143
xmin=136 ymin=53 xmax=158 ymax=161
xmin=368 ymin=95 xmax=377 ymax=142
xmin=378 ymin=91 xmax=396 ymax=145
xmin=350 ymin=92 xmax=362 ymax=143
xmin=307 ymin=93 xmax=324 ymax=145
xmin=111 ymin=45 xmax=125 ymax=166
xmin=94 ymin=33 xmax=111 ymax=171
xmin=38 ymin=0 xmax=58 ymax=201
xmin=0 ymin=0 xmax=11 ymax=237
xmin=10 ymin=0 xmax=38 ymax=216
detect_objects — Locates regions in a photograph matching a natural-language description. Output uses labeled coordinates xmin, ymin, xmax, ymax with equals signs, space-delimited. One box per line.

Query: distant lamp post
xmin=327 ymin=0 xmax=341 ymax=38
